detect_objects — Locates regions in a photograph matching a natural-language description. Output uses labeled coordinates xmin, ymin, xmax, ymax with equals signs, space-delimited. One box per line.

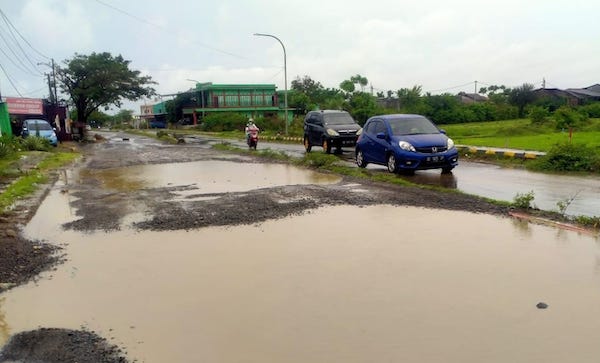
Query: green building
xmin=182 ymin=83 xmax=291 ymax=124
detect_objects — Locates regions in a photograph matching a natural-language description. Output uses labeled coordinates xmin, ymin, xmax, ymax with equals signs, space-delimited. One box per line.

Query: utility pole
xmin=38 ymin=58 xmax=58 ymax=104
xmin=474 ymin=80 xmax=478 ymax=94
xmin=542 ymin=78 xmax=546 ymax=89
xmin=51 ymin=58 xmax=57 ymax=104
xmin=47 ymin=74 xmax=55 ymax=103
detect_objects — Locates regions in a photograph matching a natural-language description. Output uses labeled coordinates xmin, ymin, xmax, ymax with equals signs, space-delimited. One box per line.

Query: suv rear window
xmin=323 ymin=113 xmax=355 ymax=125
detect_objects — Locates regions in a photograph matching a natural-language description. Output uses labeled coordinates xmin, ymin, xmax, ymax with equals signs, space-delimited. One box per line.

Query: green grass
xmin=0 ymin=151 xmax=80 ymax=213
xmin=441 ymin=118 xmax=600 ymax=152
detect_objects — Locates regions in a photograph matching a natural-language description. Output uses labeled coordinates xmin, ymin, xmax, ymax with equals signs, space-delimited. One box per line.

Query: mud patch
xmin=0 ymin=328 xmax=128 ymax=363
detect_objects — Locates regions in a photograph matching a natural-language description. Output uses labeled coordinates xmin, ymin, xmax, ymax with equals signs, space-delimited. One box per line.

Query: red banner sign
xmin=6 ymin=97 xmax=43 ymax=115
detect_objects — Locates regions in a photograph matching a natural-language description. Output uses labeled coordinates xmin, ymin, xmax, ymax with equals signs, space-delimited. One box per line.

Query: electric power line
xmin=94 ymin=0 xmax=247 ymax=60
xmin=0 ymin=42 xmax=42 ymax=77
xmin=426 ymin=81 xmax=475 ymax=93
xmin=0 ymin=62 xmax=23 ymax=97
xmin=0 ymin=10 xmax=44 ymax=76
xmin=0 ymin=8 xmax=50 ymax=60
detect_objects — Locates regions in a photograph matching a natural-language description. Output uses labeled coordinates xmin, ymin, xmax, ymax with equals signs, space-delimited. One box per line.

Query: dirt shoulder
xmin=0 ymin=132 xmax=579 ymax=362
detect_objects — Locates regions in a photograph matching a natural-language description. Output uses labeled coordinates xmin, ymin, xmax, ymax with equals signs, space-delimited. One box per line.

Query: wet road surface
xmin=2 ymin=139 xmax=600 ymax=362
xmin=205 ymin=134 xmax=600 ymax=217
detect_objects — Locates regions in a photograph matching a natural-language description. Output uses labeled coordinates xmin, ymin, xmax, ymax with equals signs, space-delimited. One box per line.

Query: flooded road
xmin=365 ymin=162 xmax=600 ymax=217
xmin=198 ymin=135 xmax=600 ymax=218
xmin=81 ymin=160 xmax=341 ymax=194
xmin=2 ymin=177 xmax=600 ymax=362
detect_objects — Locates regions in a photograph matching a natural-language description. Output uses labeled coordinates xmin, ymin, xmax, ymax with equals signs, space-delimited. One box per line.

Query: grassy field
xmin=440 ymin=118 xmax=600 ymax=152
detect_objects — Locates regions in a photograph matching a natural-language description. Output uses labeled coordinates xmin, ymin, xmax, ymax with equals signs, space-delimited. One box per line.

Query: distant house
xmin=137 ymin=103 xmax=167 ymax=128
xmin=533 ymin=84 xmax=600 ymax=106
xmin=458 ymin=93 xmax=488 ymax=104
xmin=565 ymin=84 xmax=600 ymax=101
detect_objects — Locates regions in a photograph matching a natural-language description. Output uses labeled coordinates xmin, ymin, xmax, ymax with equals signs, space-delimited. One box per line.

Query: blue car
xmin=21 ymin=119 xmax=58 ymax=146
xmin=355 ymin=114 xmax=458 ymax=174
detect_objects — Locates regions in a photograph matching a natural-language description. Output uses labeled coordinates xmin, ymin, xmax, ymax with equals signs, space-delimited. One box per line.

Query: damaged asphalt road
xmin=1 ymin=132 xmax=509 ymax=362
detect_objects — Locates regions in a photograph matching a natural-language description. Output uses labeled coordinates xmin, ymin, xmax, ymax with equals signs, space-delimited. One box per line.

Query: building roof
xmin=195 ymin=83 xmax=277 ymax=91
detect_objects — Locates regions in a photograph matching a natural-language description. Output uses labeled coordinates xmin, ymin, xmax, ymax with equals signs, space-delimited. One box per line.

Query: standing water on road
xmin=2 ymin=186 xmax=600 ymax=362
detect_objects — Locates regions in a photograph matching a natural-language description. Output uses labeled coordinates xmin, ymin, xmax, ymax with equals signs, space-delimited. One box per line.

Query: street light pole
xmin=253 ymin=33 xmax=288 ymax=135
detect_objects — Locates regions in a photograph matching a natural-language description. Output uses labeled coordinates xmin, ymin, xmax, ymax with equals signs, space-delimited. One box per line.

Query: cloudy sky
xmin=0 ymin=0 xmax=598 ymax=112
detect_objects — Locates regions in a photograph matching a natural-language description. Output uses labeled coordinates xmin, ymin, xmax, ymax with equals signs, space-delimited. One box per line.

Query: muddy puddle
xmin=3 ymin=191 xmax=600 ymax=362
xmin=79 ymin=160 xmax=341 ymax=194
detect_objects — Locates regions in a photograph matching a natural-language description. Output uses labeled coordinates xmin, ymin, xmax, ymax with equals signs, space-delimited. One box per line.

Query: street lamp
xmin=253 ymin=33 xmax=288 ymax=135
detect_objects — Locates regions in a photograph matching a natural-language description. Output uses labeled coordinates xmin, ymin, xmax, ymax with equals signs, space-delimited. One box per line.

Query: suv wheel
xmin=303 ymin=135 xmax=312 ymax=153
xmin=322 ymin=139 xmax=332 ymax=154
xmin=387 ymin=154 xmax=397 ymax=173
xmin=356 ymin=149 xmax=367 ymax=168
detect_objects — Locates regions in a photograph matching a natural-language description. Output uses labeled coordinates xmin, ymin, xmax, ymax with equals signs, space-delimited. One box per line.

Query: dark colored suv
xmin=303 ymin=110 xmax=362 ymax=153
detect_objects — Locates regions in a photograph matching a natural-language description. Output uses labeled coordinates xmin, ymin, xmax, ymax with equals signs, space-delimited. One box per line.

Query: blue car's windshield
xmin=388 ymin=117 xmax=439 ymax=136
xmin=26 ymin=120 xmax=53 ymax=131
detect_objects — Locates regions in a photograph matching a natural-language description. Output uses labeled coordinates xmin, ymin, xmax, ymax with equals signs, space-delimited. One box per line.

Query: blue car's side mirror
xmin=439 ymin=129 xmax=447 ymax=134
xmin=376 ymin=132 xmax=387 ymax=139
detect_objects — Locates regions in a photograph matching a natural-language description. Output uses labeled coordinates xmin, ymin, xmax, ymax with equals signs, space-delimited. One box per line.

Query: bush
xmin=0 ymin=135 xmax=20 ymax=158
xmin=512 ymin=190 xmax=535 ymax=209
xmin=554 ymin=106 xmax=587 ymax=130
xmin=200 ymin=112 xmax=247 ymax=132
xmin=528 ymin=106 xmax=550 ymax=124
xmin=299 ymin=152 xmax=339 ymax=168
xmin=530 ymin=143 xmax=600 ymax=173
xmin=20 ymin=136 xmax=51 ymax=151
xmin=579 ymin=103 xmax=600 ymax=118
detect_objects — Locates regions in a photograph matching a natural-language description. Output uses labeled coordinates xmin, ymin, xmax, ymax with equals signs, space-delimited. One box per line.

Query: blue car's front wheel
xmin=387 ymin=154 xmax=397 ymax=173
xmin=356 ymin=150 xmax=367 ymax=168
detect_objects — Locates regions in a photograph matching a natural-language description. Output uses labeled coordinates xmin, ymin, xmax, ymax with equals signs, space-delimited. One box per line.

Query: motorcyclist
xmin=245 ymin=118 xmax=259 ymax=143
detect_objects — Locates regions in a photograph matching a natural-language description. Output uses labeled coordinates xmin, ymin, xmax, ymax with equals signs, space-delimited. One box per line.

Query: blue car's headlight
xmin=447 ymin=137 xmax=455 ymax=149
xmin=399 ymin=141 xmax=415 ymax=152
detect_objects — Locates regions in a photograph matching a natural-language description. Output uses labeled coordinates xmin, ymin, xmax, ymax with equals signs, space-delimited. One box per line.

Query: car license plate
xmin=427 ymin=156 xmax=443 ymax=162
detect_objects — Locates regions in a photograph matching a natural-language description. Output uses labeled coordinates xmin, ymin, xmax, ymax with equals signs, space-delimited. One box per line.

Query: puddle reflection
xmin=3 ymin=205 xmax=600 ymax=362
xmin=79 ymin=160 xmax=341 ymax=193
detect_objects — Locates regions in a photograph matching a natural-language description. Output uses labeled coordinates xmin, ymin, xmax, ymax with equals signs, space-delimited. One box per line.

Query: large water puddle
xmin=2 ymin=189 xmax=600 ymax=362
xmin=79 ymin=160 xmax=341 ymax=195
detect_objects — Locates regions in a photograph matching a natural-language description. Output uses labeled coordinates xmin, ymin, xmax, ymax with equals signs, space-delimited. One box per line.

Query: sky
xmin=0 ymin=0 xmax=599 ymax=114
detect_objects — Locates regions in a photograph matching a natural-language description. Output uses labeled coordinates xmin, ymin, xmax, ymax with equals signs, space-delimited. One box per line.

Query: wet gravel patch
xmin=0 ymin=328 xmax=128 ymax=363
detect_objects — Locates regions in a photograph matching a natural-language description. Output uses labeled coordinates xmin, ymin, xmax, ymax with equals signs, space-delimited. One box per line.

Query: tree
xmin=344 ymin=92 xmax=379 ymax=124
xmin=112 ymin=109 xmax=134 ymax=126
xmin=291 ymin=75 xmax=324 ymax=95
xmin=57 ymin=52 xmax=155 ymax=124
xmin=350 ymin=74 xmax=368 ymax=92
xmin=339 ymin=79 xmax=355 ymax=93
xmin=165 ymin=92 xmax=196 ymax=123
xmin=290 ymin=75 xmax=326 ymax=114
xmin=397 ymin=85 xmax=423 ymax=112
xmin=508 ymin=83 xmax=536 ymax=117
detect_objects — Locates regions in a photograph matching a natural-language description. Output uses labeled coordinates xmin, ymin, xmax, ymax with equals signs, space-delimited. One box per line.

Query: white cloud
xmin=1 ymin=0 xmax=599 ymax=106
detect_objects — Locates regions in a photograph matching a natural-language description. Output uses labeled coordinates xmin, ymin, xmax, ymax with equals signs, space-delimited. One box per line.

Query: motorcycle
xmin=247 ymin=129 xmax=259 ymax=149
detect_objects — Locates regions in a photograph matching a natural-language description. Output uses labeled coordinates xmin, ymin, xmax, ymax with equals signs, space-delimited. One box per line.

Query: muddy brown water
xmin=2 ymin=162 xmax=600 ymax=362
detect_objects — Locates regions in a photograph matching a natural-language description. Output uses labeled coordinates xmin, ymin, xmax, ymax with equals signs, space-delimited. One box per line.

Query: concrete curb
xmin=263 ymin=136 xmax=303 ymax=142
xmin=457 ymin=145 xmax=546 ymax=159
